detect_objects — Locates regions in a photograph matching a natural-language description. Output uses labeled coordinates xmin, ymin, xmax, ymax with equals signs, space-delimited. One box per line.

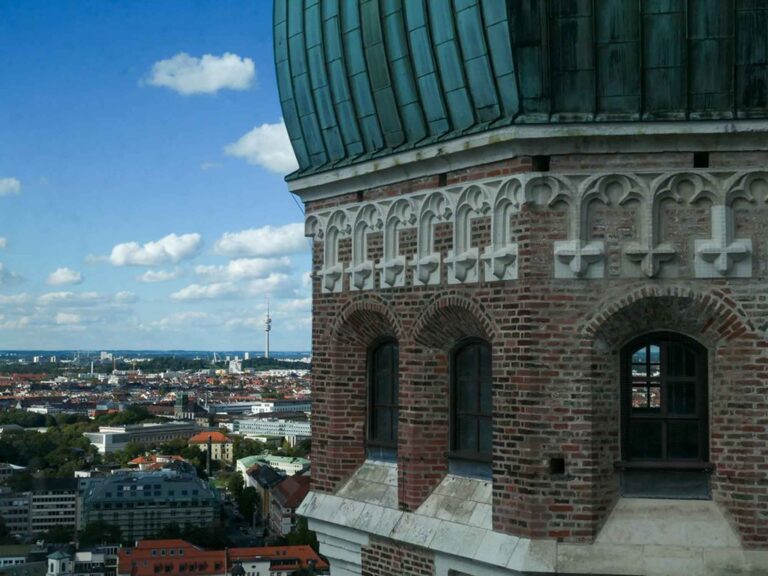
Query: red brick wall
xmin=305 ymin=155 xmax=768 ymax=547
xmin=361 ymin=538 xmax=434 ymax=576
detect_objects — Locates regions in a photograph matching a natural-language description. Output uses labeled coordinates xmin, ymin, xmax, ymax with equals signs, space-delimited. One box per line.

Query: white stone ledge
xmin=300 ymin=491 xmax=768 ymax=575
xmin=290 ymin=120 xmax=768 ymax=201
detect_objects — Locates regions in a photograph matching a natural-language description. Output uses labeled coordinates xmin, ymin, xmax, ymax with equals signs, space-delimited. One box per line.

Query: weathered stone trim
xmin=308 ymin=170 xmax=768 ymax=292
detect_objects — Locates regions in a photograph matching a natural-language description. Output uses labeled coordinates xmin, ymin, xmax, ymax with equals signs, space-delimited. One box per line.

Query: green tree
xmin=285 ymin=517 xmax=319 ymax=550
xmin=40 ymin=525 xmax=74 ymax=544
xmin=232 ymin=437 xmax=265 ymax=461
xmin=78 ymin=520 xmax=122 ymax=547
xmin=0 ymin=409 xmax=47 ymax=428
xmin=227 ymin=472 xmax=244 ymax=501
xmin=237 ymin=486 xmax=260 ymax=521
xmin=95 ymin=405 xmax=153 ymax=426
xmin=5 ymin=471 xmax=33 ymax=492
xmin=291 ymin=439 xmax=311 ymax=458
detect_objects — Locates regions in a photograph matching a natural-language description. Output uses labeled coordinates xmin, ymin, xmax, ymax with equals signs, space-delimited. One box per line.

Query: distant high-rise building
xmin=244 ymin=351 xmax=250 ymax=361
xmin=99 ymin=351 xmax=112 ymax=362
xmin=264 ymin=303 xmax=272 ymax=359
xmin=229 ymin=357 xmax=243 ymax=374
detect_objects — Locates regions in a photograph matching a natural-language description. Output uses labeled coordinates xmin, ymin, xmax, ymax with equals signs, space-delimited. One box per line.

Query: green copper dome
xmin=274 ymin=0 xmax=768 ymax=178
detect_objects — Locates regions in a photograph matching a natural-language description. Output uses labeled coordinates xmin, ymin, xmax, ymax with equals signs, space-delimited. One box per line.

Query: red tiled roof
xmin=229 ymin=545 xmax=328 ymax=570
xmin=118 ymin=540 xmax=225 ymax=576
xmin=127 ymin=454 xmax=185 ymax=466
xmin=188 ymin=431 xmax=232 ymax=444
xmin=272 ymin=475 xmax=311 ymax=509
xmin=118 ymin=541 xmax=328 ymax=575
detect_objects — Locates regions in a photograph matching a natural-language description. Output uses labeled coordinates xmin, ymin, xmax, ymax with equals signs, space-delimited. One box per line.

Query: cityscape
xmin=0 ymin=333 xmax=322 ymax=574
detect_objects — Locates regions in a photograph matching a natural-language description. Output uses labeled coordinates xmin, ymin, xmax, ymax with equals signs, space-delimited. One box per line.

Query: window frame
xmin=620 ymin=332 xmax=709 ymax=468
xmin=366 ymin=337 xmax=399 ymax=451
xmin=449 ymin=338 xmax=493 ymax=464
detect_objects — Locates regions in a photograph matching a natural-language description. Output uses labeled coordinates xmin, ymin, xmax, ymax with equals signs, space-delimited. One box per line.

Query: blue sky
xmin=0 ymin=1 xmax=311 ymax=351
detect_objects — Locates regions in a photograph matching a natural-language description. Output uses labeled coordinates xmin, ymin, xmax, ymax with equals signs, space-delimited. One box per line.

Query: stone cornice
xmin=290 ymin=121 xmax=768 ymax=201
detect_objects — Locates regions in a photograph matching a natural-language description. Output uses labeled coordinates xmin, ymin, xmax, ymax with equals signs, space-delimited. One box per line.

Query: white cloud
xmin=46 ymin=267 xmax=83 ymax=286
xmin=108 ymin=233 xmax=202 ymax=266
xmin=115 ymin=291 xmax=138 ymax=303
xmin=214 ymin=223 xmax=306 ymax=257
xmin=0 ymin=293 xmax=29 ymax=305
xmin=225 ymin=120 xmax=298 ymax=174
xmin=200 ymin=162 xmax=222 ymax=171
xmin=150 ymin=311 xmax=216 ymax=329
xmin=244 ymin=274 xmax=294 ymax=298
xmin=137 ymin=268 xmax=182 ymax=283
xmin=0 ymin=178 xmax=21 ymax=196
xmin=195 ymin=257 xmax=291 ymax=282
xmin=0 ymin=263 xmax=21 ymax=286
xmin=277 ymin=297 xmax=312 ymax=314
xmin=0 ymin=238 xmax=6 ymax=249
xmin=37 ymin=291 xmax=101 ymax=307
xmin=55 ymin=312 xmax=81 ymax=325
xmin=170 ymin=282 xmax=239 ymax=301
xmin=145 ymin=52 xmax=255 ymax=95
xmin=0 ymin=316 xmax=30 ymax=330
xmin=170 ymin=273 xmax=292 ymax=301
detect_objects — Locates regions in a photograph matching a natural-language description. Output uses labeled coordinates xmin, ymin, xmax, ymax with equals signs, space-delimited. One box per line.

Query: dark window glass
xmin=628 ymin=421 xmax=663 ymax=459
xmin=452 ymin=341 xmax=492 ymax=461
xmin=368 ymin=340 xmax=398 ymax=448
xmin=668 ymin=422 xmax=700 ymax=459
xmin=622 ymin=334 xmax=707 ymax=464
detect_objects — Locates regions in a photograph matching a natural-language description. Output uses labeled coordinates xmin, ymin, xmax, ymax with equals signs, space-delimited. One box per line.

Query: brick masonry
xmin=305 ymin=152 xmax=768 ymax=548
xmin=361 ymin=538 xmax=435 ymax=576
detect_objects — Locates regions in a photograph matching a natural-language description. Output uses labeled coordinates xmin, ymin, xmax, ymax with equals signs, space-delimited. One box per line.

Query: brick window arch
xmin=620 ymin=332 xmax=710 ymax=497
xmin=367 ymin=339 xmax=399 ymax=452
xmin=451 ymin=339 xmax=492 ymax=463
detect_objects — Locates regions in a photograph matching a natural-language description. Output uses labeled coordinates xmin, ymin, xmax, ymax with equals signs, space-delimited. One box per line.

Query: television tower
xmin=264 ymin=300 xmax=272 ymax=359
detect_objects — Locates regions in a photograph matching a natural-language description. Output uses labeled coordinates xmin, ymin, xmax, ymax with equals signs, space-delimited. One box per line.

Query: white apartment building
xmin=249 ymin=400 xmax=311 ymax=415
xmin=83 ymin=422 xmax=198 ymax=454
xmin=236 ymin=455 xmax=309 ymax=481
xmin=234 ymin=418 xmax=310 ymax=446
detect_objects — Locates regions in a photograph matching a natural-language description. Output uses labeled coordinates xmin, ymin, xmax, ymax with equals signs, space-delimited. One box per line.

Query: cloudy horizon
xmin=0 ymin=3 xmax=311 ymax=351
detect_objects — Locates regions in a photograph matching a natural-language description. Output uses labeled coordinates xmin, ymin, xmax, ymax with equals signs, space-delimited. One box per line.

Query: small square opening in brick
xmin=438 ymin=173 xmax=447 ymax=187
xmin=693 ymin=152 xmax=710 ymax=168
xmin=532 ymin=155 xmax=550 ymax=172
xmin=550 ymin=456 xmax=565 ymax=475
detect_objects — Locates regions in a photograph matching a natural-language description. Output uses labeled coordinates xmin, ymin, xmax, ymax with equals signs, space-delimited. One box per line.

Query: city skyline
xmin=0 ymin=2 xmax=310 ymax=350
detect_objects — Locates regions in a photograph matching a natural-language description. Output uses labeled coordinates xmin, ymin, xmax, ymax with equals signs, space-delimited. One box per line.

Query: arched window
xmin=621 ymin=333 xmax=709 ymax=497
xmin=451 ymin=340 xmax=492 ymax=462
xmin=367 ymin=339 xmax=398 ymax=451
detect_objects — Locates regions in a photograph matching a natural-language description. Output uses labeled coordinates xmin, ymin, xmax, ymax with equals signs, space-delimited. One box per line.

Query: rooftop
xmin=188 ymin=431 xmax=232 ymax=444
xmin=119 ymin=540 xmax=328 ymax=574
xmin=272 ymin=475 xmax=311 ymax=509
xmin=275 ymin=0 xmax=768 ymax=179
